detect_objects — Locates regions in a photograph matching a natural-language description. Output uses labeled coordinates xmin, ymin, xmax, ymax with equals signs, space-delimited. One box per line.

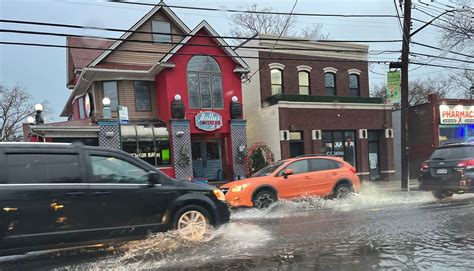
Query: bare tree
xmin=438 ymin=0 xmax=473 ymax=52
xmin=0 ymin=83 xmax=34 ymax=141
xmin=228 ymin=4 xmax=297 ymax=39
xmin=301 ymin=23 xmax=330 ymax=40
xmin=449 ymin=70 xmax=474 ymax=98
xmin=370 ymin=76 xmax=455 ymax=105
xmin=228 ymin=4 xmax=329 ymax=41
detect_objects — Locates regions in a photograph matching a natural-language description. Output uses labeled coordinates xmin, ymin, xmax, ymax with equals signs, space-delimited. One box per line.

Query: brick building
xmin=237 ymin=34 xmax=395 ymax=181
xmin=24 ymin=2 xmax=250 ymax=182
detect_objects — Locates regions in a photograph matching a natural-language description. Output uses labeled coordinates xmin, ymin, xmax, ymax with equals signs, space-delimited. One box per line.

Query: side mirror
xmin=283 ymin=169 xmax=294 ymax=179
xmin=148 ymin=172 xmax=161 ymax=185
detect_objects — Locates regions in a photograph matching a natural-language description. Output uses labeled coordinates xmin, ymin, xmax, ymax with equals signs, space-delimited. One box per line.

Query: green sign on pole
xmin=387 ymin=71 xmax=401 ymax=104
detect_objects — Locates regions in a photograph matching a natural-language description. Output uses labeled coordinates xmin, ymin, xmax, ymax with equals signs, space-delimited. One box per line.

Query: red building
xmin=25 ymin=3 xmax=250 ymax=182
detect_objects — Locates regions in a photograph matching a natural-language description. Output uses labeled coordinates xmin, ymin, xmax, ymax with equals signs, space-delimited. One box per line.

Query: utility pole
xmin=401 ymin=0 xmax=412 ymax=190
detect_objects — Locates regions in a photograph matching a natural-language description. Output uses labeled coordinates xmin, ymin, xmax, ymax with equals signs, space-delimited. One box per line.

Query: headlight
xmin=231 ymin=183 xmax=250 ymax=193
xmin=213 ymin=189 xmax=226 ymax=201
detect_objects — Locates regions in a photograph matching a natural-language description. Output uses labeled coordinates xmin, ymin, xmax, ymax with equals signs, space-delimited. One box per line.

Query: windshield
xmin=252 ymin=161 xmax=285 ymax=177
xmin=430 ymin=146 xmax=474 ymax=160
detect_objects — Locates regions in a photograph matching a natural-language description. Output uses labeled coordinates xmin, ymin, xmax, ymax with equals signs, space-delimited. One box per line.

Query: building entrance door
xmin=191 ymin=140 xmax=223 ymax=181
xmin=368 ymin=131 xmax=381 ymax=180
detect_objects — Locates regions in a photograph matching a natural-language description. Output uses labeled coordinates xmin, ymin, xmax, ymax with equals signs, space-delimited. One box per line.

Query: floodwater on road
xmin=2 ymin=182 xmax=474 ymax=271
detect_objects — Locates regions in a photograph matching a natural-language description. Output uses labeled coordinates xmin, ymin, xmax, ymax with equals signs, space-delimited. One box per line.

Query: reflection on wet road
xmin=2 ymin=183 xmax=474 ymax=270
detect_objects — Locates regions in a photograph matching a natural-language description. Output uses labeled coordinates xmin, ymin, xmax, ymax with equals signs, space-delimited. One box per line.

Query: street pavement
xmin=1 ymin=181 xmax=473 ymax=270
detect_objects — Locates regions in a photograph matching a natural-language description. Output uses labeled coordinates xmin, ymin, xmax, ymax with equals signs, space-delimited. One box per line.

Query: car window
xmin=278 ymin=160 xmax=309 ymax=176
xmin=310 ymin=158 xmax=340 ymax=172
xmin=252 ymin=161 xmax=285 ymax=177
xmin=91 ymin=155 xmax=148 ymax=184
xmin=6 ymin=153 xmax=81 ymax=184
xmin=430 ymin=146 xmax=474 ymax=160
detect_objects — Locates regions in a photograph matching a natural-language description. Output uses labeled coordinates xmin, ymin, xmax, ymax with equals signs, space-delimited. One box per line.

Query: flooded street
xmin=2 ymin=183 xmax=474 ymax=270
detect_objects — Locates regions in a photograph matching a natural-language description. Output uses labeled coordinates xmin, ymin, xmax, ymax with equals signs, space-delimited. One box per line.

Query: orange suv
xmin=220 ymin=155 xmax=360 ymax=208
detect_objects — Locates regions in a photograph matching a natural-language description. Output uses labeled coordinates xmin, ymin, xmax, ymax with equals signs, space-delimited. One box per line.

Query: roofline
xmin=160 ymin=20 xmax=249 ymax=71
xmin=256 ymin=33 xmax=370 ymax=50
xmin=89 ymin=3 xmax=190 ymax=67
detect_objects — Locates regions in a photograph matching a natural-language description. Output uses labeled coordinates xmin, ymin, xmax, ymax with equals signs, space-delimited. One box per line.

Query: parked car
xmin=419 ymin=142 xmax=474 ymax=199
xmin=0 ymin=143 xmax=229 ymax=256
xmin=220 ymin=155 xmax=360 ymax=209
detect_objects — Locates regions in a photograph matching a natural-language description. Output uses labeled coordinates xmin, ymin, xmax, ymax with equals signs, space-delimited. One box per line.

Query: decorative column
xmin=171 ymin=119 xmax=193 ymax=181
xmin=230 ymin=119 xmax=248 ymax=180
xmin=98 ymin=120 xmax=121 ymax=149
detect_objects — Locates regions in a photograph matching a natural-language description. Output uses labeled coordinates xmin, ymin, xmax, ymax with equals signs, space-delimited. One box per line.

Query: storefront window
xmin=439 ymin=125 xmax=473 ymax=145
xmin=321 ymin=130 xmax=356 ymax=168
xmin=120 ymin=124 xmax=171 ymax=167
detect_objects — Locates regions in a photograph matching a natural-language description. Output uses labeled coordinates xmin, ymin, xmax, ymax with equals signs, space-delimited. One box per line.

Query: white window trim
xmin=323 ymin=67 xmax=338 ymax=74
xmin=269 ymin=63 xmax=285 ymax=70
xmin=297 ymin=65 xmax=312 ymax=72
xmin=348 ymin=69 xmax=362 ymax=75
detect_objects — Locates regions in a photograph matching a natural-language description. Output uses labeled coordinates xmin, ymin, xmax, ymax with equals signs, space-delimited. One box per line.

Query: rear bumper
xmin=418 ymin=178 xmax=473 ymax=192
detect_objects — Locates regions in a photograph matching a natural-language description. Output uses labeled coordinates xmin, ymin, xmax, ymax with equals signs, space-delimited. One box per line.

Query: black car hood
xmin=167 ymin=179 xmax=217 ymax=191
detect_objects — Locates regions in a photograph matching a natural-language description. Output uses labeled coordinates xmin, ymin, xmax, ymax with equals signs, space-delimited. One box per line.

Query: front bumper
xmin=213 ymin=200 xmax=231 ymax=226
xmin=224 ymin=191 xmax=254 ymax=208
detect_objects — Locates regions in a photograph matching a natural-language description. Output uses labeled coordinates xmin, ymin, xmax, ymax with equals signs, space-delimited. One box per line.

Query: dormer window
xmin=152 ymin=21 xmax=171 ymax=43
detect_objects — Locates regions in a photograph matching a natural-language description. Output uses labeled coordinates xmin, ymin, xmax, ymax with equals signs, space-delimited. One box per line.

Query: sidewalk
xmin=366 ymin=179 xmax=420 ymax=192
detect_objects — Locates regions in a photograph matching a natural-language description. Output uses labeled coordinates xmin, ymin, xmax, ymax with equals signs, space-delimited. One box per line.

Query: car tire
xmin=334 ymin=183 xmax=354 ymax=199
xmin=253 ymin=190 xmax=277 ymax=209
xmin=173 ymin=205 xmax=211 ymax=241
xmin=432 ymin=190 xmax=453 ymax=200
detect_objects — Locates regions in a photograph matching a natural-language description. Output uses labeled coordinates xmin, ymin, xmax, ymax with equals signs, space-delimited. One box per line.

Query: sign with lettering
xmin=195 ymin=111 xmax=223 ymax=131
xmin=118 ymin=106 xmax=129 ymax=124
xmin=386 ymin=71 xmax=401 ymax=104
xmin=439 ymin=105 xmax=474 ymax=124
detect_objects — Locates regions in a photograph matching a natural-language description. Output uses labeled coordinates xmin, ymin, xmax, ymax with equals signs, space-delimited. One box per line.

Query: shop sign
xmin=118 ymin=106 xmax=129 ymax=124
xmin=439 ymin=105 xmax=474 ymax=124
xmin=195 ymin=111 xmax=223 ymax=131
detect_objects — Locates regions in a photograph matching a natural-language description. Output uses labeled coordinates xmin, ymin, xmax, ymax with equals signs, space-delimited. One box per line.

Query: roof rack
xmin=295 ymin=154 xmax=337 ymax=158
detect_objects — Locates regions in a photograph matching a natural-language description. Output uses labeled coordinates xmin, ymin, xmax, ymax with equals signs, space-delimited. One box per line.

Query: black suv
xmin=0 ymin=143 xmax=230 ymax=256
xmin=419 ymin=143 xmax=474 ymax=199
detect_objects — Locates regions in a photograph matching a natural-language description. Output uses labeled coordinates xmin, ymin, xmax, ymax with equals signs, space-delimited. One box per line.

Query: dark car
xmin=419 ymin=143 xmax=474 ymax=199
xmin=0 ymin=143 xmax=229 ymax=256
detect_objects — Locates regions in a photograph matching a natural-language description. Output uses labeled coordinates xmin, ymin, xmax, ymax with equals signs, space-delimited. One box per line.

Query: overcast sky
xmin=0 ymin=0 xmax=461 ymax=121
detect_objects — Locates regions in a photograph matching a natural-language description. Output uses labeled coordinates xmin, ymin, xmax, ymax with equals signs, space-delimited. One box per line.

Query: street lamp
xmin=26 ymin=116 xmax=35 ymax=124
xmin=102 ymin=97 xmax=112 ymax=119
xmin=34 ymin=103 xmax=44 ymax=124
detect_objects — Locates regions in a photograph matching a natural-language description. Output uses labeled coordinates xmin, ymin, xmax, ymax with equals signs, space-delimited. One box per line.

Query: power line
xmin=393 ymin=0 xmax=404 ymax=35
xmin=410 ymin=61 xmax=474 ymax=71
xmin=0 ymin=28 xmax=400 ymax=55
xmin=413 ymin=5 xmax=453 ymax=25
xmin=410 ymin=52 xmax=474 ymax=64
xmin=105 ymin=0 xmax=402 ymax=18
xmin=411 ymin=41 xmax=473 ymax=58
xmin=0 ymin=19 xmax=403 ymax=43
xmin=0 ymin=41 xmax=399 ymax=64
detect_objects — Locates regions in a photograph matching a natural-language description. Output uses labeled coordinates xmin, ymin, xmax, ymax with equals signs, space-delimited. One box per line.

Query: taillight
xmin=349 ymin=166 xmax=356 ymax=173
xmin=420 ymin=162 xmax=429 ymax=171
xmin=457 ymin=159 xmax=474 ymax=169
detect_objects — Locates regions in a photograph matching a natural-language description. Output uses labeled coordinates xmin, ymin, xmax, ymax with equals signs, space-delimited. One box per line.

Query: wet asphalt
xmin=1 ymin=182 xmax=474 ymax=271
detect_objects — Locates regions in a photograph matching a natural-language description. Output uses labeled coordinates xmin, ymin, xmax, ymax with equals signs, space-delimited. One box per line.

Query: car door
xmin=308 ymin=158 xmax=340 ymax=196
xmin=273 ymin=159 xmax=311 ymax=199
xmin=84 ymin=150 xmax=178 ymax=240
xmin=0 ymin=148 xmax=88 ymax=249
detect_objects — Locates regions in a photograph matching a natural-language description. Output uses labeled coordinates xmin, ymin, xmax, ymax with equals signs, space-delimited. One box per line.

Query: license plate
xmin=437 ymin=168 xmax=448 ymax=174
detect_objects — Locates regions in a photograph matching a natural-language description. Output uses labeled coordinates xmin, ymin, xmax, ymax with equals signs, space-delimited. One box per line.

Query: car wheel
xmin=432 ymin=190 xmax=453 ymax=200
xmin=173 ymin=205 xmax=211 ymax=241
xmin=334 ymin=183 xmax=354 ymax=199
xmin=253 ymin=190 xmax=277 ymax=209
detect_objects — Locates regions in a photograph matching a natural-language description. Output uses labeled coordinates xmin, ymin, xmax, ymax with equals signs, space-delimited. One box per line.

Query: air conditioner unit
xmin=280 ymin=130 xmax=289 ymax=141
xmin=358 ymin=129 xmax=368 ymax=139
xmin=312 ymin=130 xmax=322 ymax=140
xmin=385 ymin=128 xmax=394 ymax=139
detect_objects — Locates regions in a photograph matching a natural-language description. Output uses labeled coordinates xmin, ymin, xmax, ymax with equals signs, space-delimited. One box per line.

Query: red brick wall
xmin=259 ymin=51 xmax=369 ymax=103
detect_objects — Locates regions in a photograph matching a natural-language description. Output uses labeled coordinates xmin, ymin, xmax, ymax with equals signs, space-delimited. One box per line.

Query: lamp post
xmin=102 ymin=97 xmax=112 ymax=119
xmin=34 ymin=103 xmax=44 ymax=124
